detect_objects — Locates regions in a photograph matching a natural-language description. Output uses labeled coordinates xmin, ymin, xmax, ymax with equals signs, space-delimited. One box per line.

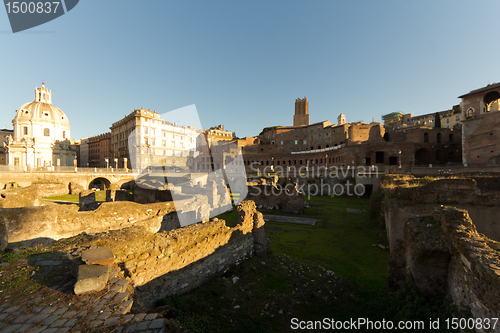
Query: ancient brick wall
xmin=90 ymin=200 xmax=269 ymax=309
xmin=0 ymin=183 xmax=68 ymax=208
xmin=404 ymin=208 xmax=500 ymax=327
xmin=0 ymin=200 xmax=191 ymax=249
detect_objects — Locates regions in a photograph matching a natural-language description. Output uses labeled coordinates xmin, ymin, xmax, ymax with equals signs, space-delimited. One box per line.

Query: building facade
xmin=459 ymin=82 xmax=500 ymax=165
xmin=5 ymin=84 xmax=76 ymax=168
xmin=241 ymin=97 xmax=462 ymax=172
xmin=88 ymin=132 xmax=111 ymax=168
xmin=110 ymin=108 xmax=197 ymax=170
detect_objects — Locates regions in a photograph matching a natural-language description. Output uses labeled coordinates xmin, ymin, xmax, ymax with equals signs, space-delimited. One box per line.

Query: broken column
xmin=73 ymin=246 xmax=114 ymax=295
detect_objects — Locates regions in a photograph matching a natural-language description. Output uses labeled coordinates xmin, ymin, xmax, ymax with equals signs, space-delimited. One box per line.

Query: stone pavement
xmin=0 ymin=257 xmax=173 ymax=333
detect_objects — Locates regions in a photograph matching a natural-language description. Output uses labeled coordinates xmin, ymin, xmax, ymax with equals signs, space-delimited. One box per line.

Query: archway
xmin=484 ymin=91 xmax=500 ymax=112
xmin=89 ymin=177 xmax=111 ymax=190
xmin=415 ymin=149 xmax=431 ymax=165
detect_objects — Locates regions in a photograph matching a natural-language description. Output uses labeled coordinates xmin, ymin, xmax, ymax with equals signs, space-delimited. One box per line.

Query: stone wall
xmin=247 ymin=184 xmax=305 ymax=213
xmin=0 ymin=184 xmax=68 ymax=208
xmin=79 ymin=200 xmax=269 ymax=309
xmin=404 ymin=207 xmax=500 ymax=329
xmin=0 ymin=198 xmax=213 ymax=250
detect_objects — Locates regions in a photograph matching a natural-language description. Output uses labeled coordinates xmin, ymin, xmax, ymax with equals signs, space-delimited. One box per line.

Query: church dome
xmin=13 ymin=83 xmax=70 ymax=125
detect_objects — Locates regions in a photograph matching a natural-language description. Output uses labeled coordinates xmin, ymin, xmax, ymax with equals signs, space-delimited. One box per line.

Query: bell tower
xmin=337 ymin=112 xmax=346 ymax=126
xmin=35 ymin=83 xmax=52 ymax=104
xmin=293 ymin=97 xmax=309 ymax=127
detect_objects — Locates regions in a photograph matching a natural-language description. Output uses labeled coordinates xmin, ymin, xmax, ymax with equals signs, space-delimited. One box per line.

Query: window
xmin=63 ymin=131 xmax=66 ymax=139
xmin=290 ymin=140 xmax=293 ymax=145
xmin=376 ymin=151 xmax=384 ymax=164
xmin=280 ymin=141 xmax=283 ymax=145
xmin=446 ymin=118 xmax=449 ymax=124
xmin=456 ymin=115 xmax=460 ymax=121
xmin=304 ymin=140 xmax=307 ymax=145
xmin=23 ymin=127 xmax=28 ymax=135
xmin=424 ymin=132 xmax=429 ymax=143
xmin=295 ymin=140 xmax=298 ymax=144
xmin=44 ymin=128 xmax=50 ymax=137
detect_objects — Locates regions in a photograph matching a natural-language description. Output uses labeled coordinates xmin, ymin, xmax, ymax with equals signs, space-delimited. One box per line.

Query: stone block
xmin=74 ymin=265 xmax=109 ymax=295
xmin=82 ymin=247 xmax=115 ymax=265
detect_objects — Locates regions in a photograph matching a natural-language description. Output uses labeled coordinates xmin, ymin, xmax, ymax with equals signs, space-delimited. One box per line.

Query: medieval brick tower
xmin=294 ymin=97 xmax=309 ymax=127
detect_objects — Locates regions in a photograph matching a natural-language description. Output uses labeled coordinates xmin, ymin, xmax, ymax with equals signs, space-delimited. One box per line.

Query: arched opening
xmin=437 ymin=133 xmax=442 ymax=144
xmin=483 ymin=91 xmax=500 ymax=112
xmin=424 ymin=132 xmax=429 ymax=143
xmin=415 ymin=149 xmax=431 ymax=165
xmin=449 ymin=133 xmax=453 ymax=142
xmin=383 ymin=133 xmax=390 ymax=142
xmin=89 ymin=177 xmax=111 ymax=190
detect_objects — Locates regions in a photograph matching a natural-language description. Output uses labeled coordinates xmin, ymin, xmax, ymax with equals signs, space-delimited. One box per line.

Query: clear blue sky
xmin=1 ymin=0 xmax=500 ymax=140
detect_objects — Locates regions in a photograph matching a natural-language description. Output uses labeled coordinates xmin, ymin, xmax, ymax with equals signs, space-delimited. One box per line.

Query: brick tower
xmin=294 ymin=97 xmax=309 ymax=127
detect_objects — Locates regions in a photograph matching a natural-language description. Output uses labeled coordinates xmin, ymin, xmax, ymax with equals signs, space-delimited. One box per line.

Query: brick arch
xmin=88 ymin=177 xmax=111 ymax=190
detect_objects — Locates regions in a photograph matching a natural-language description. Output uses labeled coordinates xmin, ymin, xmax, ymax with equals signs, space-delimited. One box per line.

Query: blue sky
xmin=1 ymin=0 xmax=500 ymax=140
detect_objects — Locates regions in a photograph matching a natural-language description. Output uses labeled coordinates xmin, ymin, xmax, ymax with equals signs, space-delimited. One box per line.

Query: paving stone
xmin=26 ymin=313 xmax=50 ymax=324
xmin=116 ymin=314 xmax=134 ymax=325
xmin=61 ymin=311 xmax=77 ymax=319
xmin=43 ymin=315 xmax=61 ymax=325
xmin=63 ymin=318 xmax=78 ymax=327
xmin=74 ymin=310 xmax=88 ymax=318
xmin=50 ymin=319 xmax=68 ymax=328
xmin=4 ymin=306 xmax=19 ymax=313
xmin=90 ymin=320 xmax=103 ymax=328
xmin=97 ymin=311 xmax=112 ymax=320
xmin=136 ymin=321 xmax=151 ymax=330
xmin=31 ymin=306 xmax=45 ymax=313
xmin=149 ymin=319 xmax=165 ymax=330
xmin=13 ymin=314 xmax=33 ymax=324
xmin=93 ymin=303 xmax=106 ymax=312
xmin=56 ymin=328 xmax=71 ymax=333
xmin=40 ymin=306 xmax=57 ymax=314
xmin=26 ymin=326 xmax=48 ymax=333
xmin=115 ymin=292 xmax=130 ymax=303
xmin=132 ymin=313 xmax=146 ymax=323
xmin=82 ymin=247 xmax=114 ymax=265
xmin=102 ymin=292 xmax=117 ymax=299
xmin=16 ymin=323 xmax=32 ymax=332
xmin=103 ymin=317 xmax=120 ymax=326
xmin=51 ymin=307 xmax=68 ymax=316
xmin=0 ymin=313 xmax=8 ymax=321
xmin=116 ymin=300 xmax=133 ymax=315
xmin=144 ymin=314 xmax=157 ymax=321
xmin=123 ymin=324 xmax=137 ymax=332
xmin=74 ymin=265 xmax=109 ymax=294
xmin=1 ymin=325 xmax=20 ymax=333
xmin=109 ymin=277 xmax=119 ymax=284
xmin=41 ymin=329 xmax=58 ymax=333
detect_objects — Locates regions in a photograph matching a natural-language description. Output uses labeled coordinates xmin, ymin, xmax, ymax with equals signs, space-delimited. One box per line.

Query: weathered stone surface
xmin=0 ymin=200 xmax=180 ymax=247
xmin=247 ymin=184 xmax=305 ymax=214
xmin=68 ymin=182 xmax=84 ymax=195
xmin=74 ymin=264 xmax=109 ymax=295
xmin=79 ymin=190 xmax=97 ymax=211
xmin=82 ymin=247 xmax=114 ymax=265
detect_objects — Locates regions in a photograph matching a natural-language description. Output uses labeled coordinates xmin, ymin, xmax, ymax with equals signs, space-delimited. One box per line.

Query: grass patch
xmin=43 ymin=190 xmax=107 ymax=203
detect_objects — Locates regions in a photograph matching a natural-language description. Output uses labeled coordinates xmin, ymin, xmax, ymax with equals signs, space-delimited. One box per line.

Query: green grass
xmin=159 ymin=195 xmax=468 ymax=333
xmin=218 ymin=195 xmax=388 ymax=290
xmin=43 ymin=191 xmax=107 ymax=203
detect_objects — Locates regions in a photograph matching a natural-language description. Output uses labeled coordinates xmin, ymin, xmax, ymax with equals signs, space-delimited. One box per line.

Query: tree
xmin=434 ymin=112 xmax=441 ymax=128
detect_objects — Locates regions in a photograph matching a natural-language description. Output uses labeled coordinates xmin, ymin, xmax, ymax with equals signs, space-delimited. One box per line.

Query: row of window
xmin=22 ymin=126 xmax=66 ymax=138
xmin=245 ymin=156 xmax=343 ymax=166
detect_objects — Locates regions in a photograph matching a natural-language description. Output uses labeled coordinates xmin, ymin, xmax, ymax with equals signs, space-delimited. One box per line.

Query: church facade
xmin=5 ymin=84 xmax=76 ymax=169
